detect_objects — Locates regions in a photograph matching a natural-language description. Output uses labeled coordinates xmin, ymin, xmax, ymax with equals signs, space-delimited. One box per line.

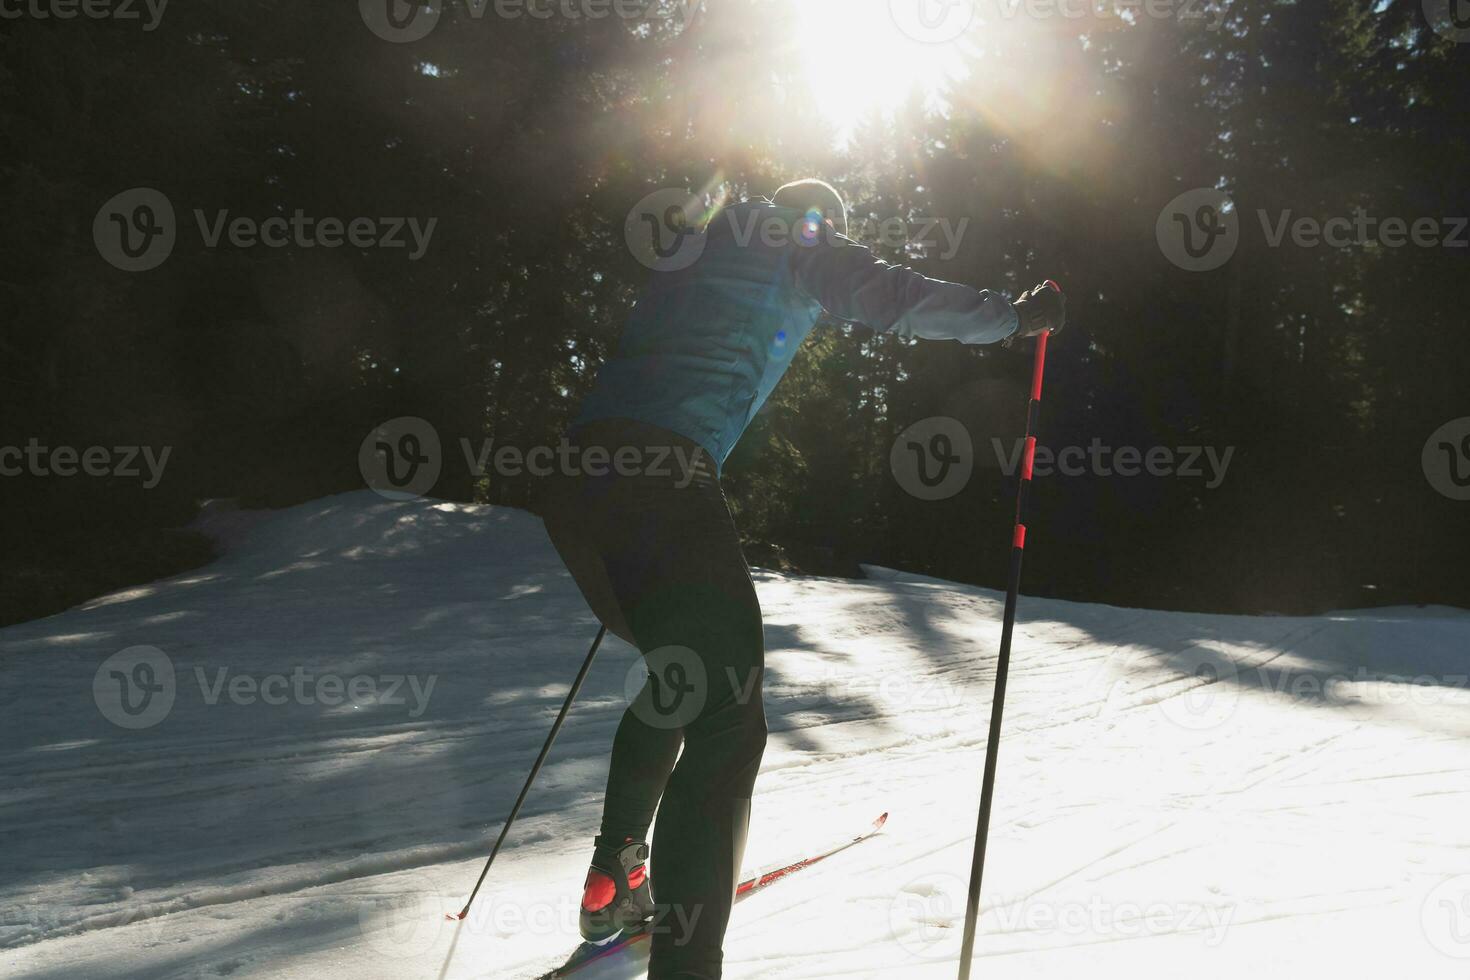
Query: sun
xmin=791 ymin=0 xmax=970 ymax=143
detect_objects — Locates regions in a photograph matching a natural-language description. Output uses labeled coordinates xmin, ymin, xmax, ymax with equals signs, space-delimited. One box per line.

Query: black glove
xmin=1009 ymin=282 xmax=1066 ymax=341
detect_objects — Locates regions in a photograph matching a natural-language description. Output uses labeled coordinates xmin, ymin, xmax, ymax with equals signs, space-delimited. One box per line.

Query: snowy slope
xmin=2 ymin=492 xmax=1469 ymax=980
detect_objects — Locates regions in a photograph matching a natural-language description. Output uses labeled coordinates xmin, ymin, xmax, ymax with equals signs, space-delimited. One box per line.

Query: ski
xmin=534 ymin=811 xmax=889 ymax=979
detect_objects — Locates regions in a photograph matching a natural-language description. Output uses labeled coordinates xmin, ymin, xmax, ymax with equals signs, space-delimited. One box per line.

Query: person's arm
xmin=788 ymin=224 xmax=1018 ymax=345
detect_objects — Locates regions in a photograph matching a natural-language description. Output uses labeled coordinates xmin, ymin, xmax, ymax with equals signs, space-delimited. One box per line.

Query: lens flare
xmin=791 ymin=0 xmax=967 ymax=143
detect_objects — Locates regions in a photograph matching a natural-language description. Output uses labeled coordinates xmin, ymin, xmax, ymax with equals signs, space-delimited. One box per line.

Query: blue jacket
xmin=575 ymin=200 xmax=1018 ymax=467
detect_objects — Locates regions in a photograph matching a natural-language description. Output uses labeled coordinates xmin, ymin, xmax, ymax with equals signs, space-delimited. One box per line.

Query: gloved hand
xmin=1009 ymin=281 xmax=1066 ymax=341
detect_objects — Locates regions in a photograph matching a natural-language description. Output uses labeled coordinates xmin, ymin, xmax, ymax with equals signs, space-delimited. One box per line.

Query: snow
xmin=2 ymin=491 xmax=1469 ymax=979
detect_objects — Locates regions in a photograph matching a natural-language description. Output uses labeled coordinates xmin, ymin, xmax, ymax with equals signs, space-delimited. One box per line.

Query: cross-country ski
xmin=536 ymin=813 xmax=888 ymax=978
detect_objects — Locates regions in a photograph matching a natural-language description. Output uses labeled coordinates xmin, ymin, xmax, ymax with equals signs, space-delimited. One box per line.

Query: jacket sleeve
xmin=788 ymin=225 xmax=1018 ymax=345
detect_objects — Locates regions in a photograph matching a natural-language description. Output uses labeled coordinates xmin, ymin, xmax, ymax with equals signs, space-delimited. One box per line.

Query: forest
xmin=2 ymin=0 xmax=1467 ymax=625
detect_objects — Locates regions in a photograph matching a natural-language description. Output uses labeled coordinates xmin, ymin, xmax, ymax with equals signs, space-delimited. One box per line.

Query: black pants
xmin=543 ymin=419 xmax=767 ymax=980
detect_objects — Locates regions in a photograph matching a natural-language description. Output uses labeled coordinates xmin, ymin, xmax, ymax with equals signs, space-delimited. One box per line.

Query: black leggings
xmin=543 ymin=419 xmax=767 ymax=980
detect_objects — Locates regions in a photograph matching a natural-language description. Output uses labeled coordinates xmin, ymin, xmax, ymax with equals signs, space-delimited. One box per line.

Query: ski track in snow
xmin=2 ymin=491 xmax=1469 ymax=979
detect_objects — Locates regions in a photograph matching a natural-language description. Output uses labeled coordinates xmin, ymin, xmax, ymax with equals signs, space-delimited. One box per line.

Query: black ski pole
xmin=957 ymin=281 xmax=1059 ymax=978
xmin=448 ymin=623 xmax=608 ymax=921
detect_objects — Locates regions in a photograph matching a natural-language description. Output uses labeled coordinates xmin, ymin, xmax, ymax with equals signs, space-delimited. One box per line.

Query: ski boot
xmin=579 ymin=836 xmax=655 ymax=945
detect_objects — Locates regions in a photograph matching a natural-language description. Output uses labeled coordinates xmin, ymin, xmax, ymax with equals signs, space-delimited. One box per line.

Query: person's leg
xmin=642 ymin=576 xmax=765 ymax=980
xmin=598 ymin=692 xmax=684 ymax=843
xmin=594 ymin=473 xmax=766 ymax=979
xmin=543 ymin=471 xmax=634 ymax=646
xmin=543 ymin=469 xmax=683 ymax=845
xmin=547 ymin=421 xmax=767 ymax=976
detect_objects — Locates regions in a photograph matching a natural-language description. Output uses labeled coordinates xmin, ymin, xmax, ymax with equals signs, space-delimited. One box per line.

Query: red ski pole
xmin=956 ymin=280 xmax=1060 ymax=979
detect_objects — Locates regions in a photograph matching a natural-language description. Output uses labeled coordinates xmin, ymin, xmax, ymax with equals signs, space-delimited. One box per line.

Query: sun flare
xmin=791 ymin=0 xmax=970 ymax=142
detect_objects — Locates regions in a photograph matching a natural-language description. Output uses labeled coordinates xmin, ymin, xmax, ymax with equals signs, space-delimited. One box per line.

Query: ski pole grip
xmin=1026 ymin=280 xmax=1059 ymax=400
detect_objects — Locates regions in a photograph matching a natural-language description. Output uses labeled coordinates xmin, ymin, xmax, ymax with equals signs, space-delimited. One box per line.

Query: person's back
xmin=577 ymin=185 xmax=1033 ymax=467
xmin=575 ymin=199 xmax=826 ymax=464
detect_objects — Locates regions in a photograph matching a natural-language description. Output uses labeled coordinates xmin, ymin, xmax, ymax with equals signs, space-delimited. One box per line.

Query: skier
xmin=542 ymin=178 xmax=1065 ymax=979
